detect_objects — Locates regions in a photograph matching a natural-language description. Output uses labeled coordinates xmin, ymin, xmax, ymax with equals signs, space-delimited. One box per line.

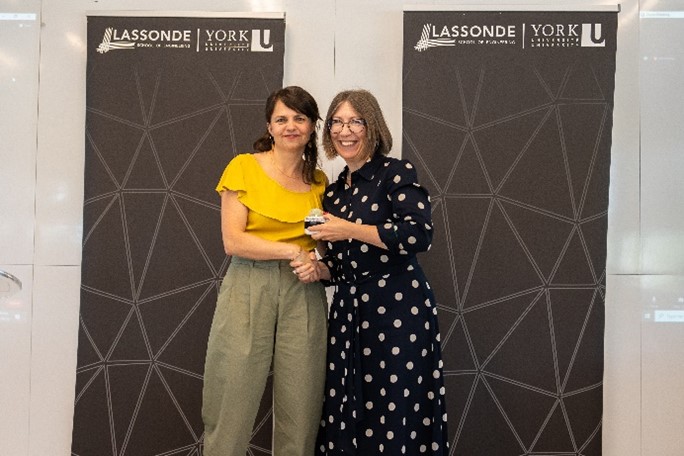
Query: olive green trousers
xmin=202 ymin=256 xmax=327 ymax=456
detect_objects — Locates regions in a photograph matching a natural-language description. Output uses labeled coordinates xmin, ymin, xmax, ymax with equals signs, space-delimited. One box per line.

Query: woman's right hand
xmin=290 ymin=250 xmax=319 ymax=283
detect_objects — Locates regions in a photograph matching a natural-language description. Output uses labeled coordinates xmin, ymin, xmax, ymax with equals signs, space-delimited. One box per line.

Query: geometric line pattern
xmin=73 ymin=16 xmax=284 ymax=456
xmin=403 ymin=11 xmax=617 ymax=456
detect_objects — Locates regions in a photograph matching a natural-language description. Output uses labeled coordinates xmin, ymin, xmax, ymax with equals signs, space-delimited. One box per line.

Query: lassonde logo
xmin=96 ymin=26 xmax=192 ymax=53
xmin=96 ymin=26 xmax=275 ymax=53
xmin=414 ymin=23 xmax=518 ymax=51
xmin=413 ymin=21 xmax=607 ymax=51
xmin=96 ymin=27 xmax=135 ymax=53
xmin=414 ymin=24 xmax=456 ymax=51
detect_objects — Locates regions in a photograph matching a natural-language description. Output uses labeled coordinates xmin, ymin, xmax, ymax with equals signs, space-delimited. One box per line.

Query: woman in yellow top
xmin=202 ymin=86 xmax=328 ymax=456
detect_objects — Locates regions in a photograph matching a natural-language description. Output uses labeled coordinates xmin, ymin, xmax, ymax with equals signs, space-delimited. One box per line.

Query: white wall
xmin=1 ymin=0 xmax=681 ymax=455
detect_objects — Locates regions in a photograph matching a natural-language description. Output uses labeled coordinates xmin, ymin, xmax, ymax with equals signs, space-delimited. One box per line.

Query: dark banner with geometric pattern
xmin=74 ymin=14 xmax=284 ymax=456
xmin=403 ymin=8 xmax=617 ymax=455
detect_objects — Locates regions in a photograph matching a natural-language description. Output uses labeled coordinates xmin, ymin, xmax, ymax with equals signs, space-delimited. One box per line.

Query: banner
xmin=74 ymin=13 xmax=284 ymax=455
xmin=403 ymin=8 xmax=617 ymax=455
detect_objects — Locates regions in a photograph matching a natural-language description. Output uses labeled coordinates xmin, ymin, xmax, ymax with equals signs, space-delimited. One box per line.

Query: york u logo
xmin=251 ymin=29 xmax=274 ymax=52
xmin=581 ymin=23 xmax=605 ymax=47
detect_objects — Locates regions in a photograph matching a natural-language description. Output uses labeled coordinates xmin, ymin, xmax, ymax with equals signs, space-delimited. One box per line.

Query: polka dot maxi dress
xmin=316 ymin=155 xmax=449 ymax=455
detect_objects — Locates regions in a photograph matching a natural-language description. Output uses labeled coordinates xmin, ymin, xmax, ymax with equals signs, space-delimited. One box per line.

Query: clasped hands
xmin=290 ymin=249 xmax=320 ymax=283
xmin=291 ymin=213 xmax=348 ymax=283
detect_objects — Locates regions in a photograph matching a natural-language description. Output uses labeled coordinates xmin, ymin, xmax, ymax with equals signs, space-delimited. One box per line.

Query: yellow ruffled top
xmin=215 ymin=153 xmax=326 ymax=250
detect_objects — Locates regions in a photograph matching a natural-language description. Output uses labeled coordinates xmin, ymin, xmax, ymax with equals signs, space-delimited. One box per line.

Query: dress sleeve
xmin=321 ymin=242 xmax=341 ymax=285
xmin=376 ymin=159 xmax=434 ymax=255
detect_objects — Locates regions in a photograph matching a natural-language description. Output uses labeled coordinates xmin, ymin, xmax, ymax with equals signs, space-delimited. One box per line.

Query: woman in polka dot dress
xmin=305 ymin=89 xmax=449 ymax=455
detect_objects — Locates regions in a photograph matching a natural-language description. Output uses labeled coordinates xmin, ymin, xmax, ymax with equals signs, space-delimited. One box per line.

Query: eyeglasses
xmin=328 ymin=118 xmax=366 ymax=134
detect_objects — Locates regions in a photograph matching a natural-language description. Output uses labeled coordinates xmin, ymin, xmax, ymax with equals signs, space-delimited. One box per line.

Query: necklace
xmin=270 ymin=151 xmax=301 ymax=180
